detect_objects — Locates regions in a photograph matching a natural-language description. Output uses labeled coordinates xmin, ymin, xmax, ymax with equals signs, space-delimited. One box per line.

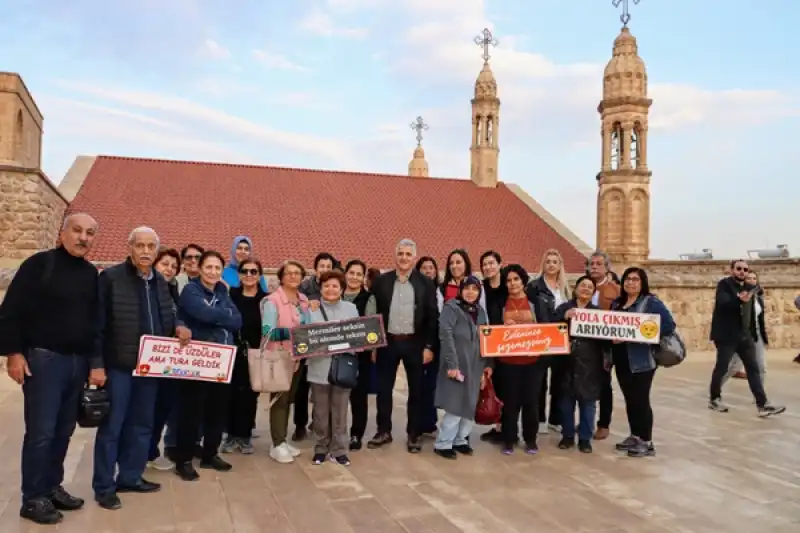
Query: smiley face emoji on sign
xmin=138 ymin=364 xmax=151 ymax=375
xmin=639 ymin=320 xmax=659 ymax=340
xmin=297 ymin=343 xmax=308 ymax=354
xmin=366 ymin=332 xmax=378 ymax=344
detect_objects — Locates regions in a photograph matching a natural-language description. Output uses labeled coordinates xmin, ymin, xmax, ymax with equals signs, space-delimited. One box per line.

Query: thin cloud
xmin=251 ymin=50 xmax=308 ymax=72
xmin=201 ymin=38 xmax=230 ymax=59
xmin=299 ymin=7 xmax=368 ymax=38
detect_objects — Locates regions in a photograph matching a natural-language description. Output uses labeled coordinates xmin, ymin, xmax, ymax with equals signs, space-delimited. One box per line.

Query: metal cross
xmin=474 ymin=28 xmax=498 ymax=62
xmin=613 ymin=0 xmax=641 ymax=26
xmin=410 ymin=116 xmax=428 ymax=146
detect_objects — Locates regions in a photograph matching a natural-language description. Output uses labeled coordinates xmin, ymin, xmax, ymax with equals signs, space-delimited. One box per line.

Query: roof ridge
xmin=93 ymin=154 xmax=484 ymax=185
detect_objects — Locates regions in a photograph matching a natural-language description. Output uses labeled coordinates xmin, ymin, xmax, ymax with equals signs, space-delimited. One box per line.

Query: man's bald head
xmin=60 ymin=213 xmax=98 ymax=258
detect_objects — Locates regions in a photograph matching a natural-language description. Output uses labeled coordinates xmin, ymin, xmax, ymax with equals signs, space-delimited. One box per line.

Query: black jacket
xmin=348 ymin=289 xmax=371 ymax=317
xmin=710 ymin=277 xmax=760 ymax=345
xmin=554 ymin=300 xmax=609 ymax=401
xmin=96 ymin=259 xmax=177 ymax=370
xmin=525 ymin=276 xmax=561 ymax=324
xmin=371 ymin=270 xmax=438 ymax=349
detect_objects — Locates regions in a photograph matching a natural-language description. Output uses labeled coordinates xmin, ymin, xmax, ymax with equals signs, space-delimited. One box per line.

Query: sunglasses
xmin=734 ymin=266 xmax=749 ymax=272
xmin=240 ymin=268 xmax=260 ymax=276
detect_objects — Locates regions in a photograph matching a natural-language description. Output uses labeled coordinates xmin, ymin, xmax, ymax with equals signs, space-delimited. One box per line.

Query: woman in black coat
xmin=553 ymin=275 xmax=609 ymax=454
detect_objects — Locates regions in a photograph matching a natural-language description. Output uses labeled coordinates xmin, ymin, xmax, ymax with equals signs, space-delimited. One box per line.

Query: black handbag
xmin=319 ymin=304 xmax=360 ymax=389
xmin=77 ymin=385 xmax=110 ymax=428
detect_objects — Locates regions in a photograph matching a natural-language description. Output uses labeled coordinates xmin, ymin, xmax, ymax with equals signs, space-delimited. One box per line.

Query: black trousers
xmin=709 ymin=337 xmax=767 ymax=407
xmin=597 ymin=369 xmax=613 ymax=429
xmin=497 ymin=360 xmax=546 ymax=446
xmin=175 ymin=380 xmax=230 ymax=463
xmin=227 ymin=352 xmax=259 ymax=439
xmin=375 ymin=336 xmax=424 ymax=437
xmin=613 ymin=349 xmax=655 ymax=442
xmin=350 ymin=352 xmax=372 ymax=439
xmin=538 ymin=360 xmax=561 ymax=426
xmin=293 ymin=361 xmax=310 ymax=429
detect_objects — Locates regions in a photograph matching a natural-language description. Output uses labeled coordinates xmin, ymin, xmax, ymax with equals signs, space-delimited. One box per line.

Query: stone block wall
xmin=0 ymin=168 xmax=67 ymax=265
xmin=644 ymin=259 xmax=800 ymax=350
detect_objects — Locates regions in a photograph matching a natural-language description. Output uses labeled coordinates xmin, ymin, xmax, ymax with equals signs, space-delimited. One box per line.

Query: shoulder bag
xmin=639 ymin=295 xmax=686 ymax=368
xmin=320 ymin=304 xmax=359 ymax=389
xmin=248 ymin=297 xmax=294 ymax=396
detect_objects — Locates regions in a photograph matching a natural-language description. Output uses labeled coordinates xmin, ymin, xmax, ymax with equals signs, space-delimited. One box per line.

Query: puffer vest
xmin=102 ymin=259 xmax=176 ymax=370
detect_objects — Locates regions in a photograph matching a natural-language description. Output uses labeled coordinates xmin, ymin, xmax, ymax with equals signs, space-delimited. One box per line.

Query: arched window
xmin=486 ymin=115 xmax=493 ymax=147
xmin=475 ymin=115 xmax=483 ymax=147
xmin=610 ymin=122 xmax=623 ymax=170
xmin=631 ymin=122 xmax=642 ymax=169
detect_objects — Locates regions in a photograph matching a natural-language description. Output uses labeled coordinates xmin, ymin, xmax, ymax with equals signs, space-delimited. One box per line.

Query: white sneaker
xmin=285 ymin=442 xmax=302 ymax=457
xmin=147 ymin=456 xmax=174 ymax=471
xmin=548 ymin=424 xmax=562 ymax=433
xmin=538 ymin=422 xmax=549 ymax=435
xmin=270 ymin=443 xmax=294 ymax=464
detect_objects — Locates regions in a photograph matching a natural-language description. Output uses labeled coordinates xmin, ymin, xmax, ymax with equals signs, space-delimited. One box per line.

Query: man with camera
xmin=708 ymin=259 xmax=785 ymax=417
xmin=0 ymin=213 xmax=106 ymax=525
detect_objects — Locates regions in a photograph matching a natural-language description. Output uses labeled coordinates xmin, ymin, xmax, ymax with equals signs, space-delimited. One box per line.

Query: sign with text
xmin=569 ymin=309 xmax=661 ymax=344
xmin=290 ymin=315 xmax=388 ymax=359
xmin=134 ymin=335 xmax=236 ymax=383
xmin=479 ymin=323 xmax=570 ymax=357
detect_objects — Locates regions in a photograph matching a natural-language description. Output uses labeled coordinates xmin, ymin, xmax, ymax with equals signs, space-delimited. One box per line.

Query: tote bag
xmin=475 ymin=376 xmax=503 ymax=426
xmin=248 ymin=340 xmax=294 ymax=394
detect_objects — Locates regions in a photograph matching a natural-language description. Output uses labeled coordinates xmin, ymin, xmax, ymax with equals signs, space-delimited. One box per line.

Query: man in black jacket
xmin=708 ymin=259 xmax=784 ymax=417
xmin=91 ymin=227 xmax=191 ymax=511
xmin=364 ymin=239 xmax=438 ymax=453
xmin=0 ymin=213 xmax=104 ymax=525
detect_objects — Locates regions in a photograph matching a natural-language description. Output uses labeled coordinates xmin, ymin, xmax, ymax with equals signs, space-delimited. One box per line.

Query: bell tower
xmin=470 ymin=28 xmax=500 ymax=188
xmin=596 ymin=0 xmax=652 ymax=264
xmin=408 ymin=116 xmax=429 ymax=177
xmin=0 ymin=72 xmax=43 ymax=169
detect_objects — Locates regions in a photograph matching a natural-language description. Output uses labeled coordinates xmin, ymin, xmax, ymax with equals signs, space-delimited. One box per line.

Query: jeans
xmin=310 ymin=383 xmax=350 ymax=457
xmin=710 ymin=337 xmax=768 ymax=407
xmin=420 ymin=358 xmax=440 ymax=433
xmin=21 ymin=349 xmax=89 ymax=503
xmin=434 ymin=412 xmax=473 ymax=450
xmin=148 ymin=379 xmax=179 ymax=461
xmin=92 ymin=368 xmax=159 ymax=496
xmin=724 ymin=336 xmax=767 ymax=386
xmin=375 ymin=336 xmax=425 ymax=437
xmin=559 ymin=396 xmax=597 ymax=442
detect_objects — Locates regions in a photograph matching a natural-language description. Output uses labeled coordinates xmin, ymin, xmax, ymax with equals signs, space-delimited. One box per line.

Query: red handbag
xmin=475 ymin=376 xmax=503 ymax=425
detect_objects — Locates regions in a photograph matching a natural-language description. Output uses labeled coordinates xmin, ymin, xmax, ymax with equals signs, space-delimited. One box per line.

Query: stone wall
xmin=0 ymin=167 xmax=67 ymax=266
xmin=644 ymin=259 xmax=800 ymax=350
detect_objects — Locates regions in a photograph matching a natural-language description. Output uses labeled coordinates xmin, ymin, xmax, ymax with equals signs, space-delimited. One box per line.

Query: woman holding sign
xmin=174 ymin=251 xmax=243 ymax=481
xmin=555 ymin=275 xmax=608 ymax=454
xmin=610 ymin=267 xmax=675 ymax=459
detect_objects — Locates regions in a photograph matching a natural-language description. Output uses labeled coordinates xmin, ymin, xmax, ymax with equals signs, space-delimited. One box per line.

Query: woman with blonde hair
xmin=526 ymin=249 xmax=571 ymax=434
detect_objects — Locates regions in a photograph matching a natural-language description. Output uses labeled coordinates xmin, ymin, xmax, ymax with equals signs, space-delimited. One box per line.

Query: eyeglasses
xmin=625 ymin=277 xmax=641 ymax=283
xmin=240 ymin=268 xmax=259 ymax=276
xmin=184 ymin=254 xmax=201 ymax=261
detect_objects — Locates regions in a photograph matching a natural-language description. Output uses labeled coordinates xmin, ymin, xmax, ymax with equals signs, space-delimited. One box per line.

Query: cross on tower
xmin=613 ymin=0 xmax=641 ymax=27
xmin=474 ymin=28 xmax=498 ymax=63
xmin=410 ymin=116 xmax=428 ymax=146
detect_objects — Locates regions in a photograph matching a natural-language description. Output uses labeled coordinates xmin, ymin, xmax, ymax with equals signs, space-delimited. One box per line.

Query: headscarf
xmin=228 ymin=235 xmax=254 ymax=268
xmin=457 ymin=275 xmax=483 ymax=321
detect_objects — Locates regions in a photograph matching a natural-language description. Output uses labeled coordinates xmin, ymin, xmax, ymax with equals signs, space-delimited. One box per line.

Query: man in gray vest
xmin=91 ymin=227 xmax=191 ymax=511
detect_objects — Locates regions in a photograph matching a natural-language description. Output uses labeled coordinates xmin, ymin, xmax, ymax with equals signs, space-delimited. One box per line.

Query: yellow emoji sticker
xmin=639 ymin=320 xmax=659 ymax=339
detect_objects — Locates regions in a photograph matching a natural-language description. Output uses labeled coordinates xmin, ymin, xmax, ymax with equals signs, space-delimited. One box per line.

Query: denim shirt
xmin=612 ymin=294 xmax=676 ymax=374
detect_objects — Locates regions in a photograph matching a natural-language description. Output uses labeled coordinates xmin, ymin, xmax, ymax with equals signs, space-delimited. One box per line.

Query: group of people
xmin=0 ymin=212 xmax=787 ymax=526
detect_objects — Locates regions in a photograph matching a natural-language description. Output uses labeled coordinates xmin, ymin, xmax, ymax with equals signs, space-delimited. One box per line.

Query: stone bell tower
xmin=408 ymin=116 xmax=429 ymax=177
xmin=470 ymin=28 xmax=500 ymax=189
xmin=596 ymin=3 xmax=652 ymax=264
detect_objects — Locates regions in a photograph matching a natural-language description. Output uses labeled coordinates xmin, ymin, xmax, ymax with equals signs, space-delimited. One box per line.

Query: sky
xmin=1 ymin=0 xmax=798 ymax=260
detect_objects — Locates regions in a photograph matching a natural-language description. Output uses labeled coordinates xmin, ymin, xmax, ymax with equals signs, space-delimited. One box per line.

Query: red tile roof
xmin=67 ymin=156 xmax=588 ymax=272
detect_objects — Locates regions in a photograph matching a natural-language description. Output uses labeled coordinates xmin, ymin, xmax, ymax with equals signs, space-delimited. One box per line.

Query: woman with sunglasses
xmin=221 ymin=259 xmax=266 ymax=455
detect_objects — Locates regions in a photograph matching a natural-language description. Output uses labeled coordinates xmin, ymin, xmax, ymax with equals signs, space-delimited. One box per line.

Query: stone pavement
xmin=0 ymin=354 xmax=799 ymax=532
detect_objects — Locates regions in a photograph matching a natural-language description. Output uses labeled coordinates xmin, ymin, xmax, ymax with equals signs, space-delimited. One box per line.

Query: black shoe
xmin=453 ymin=444 xmax=474 ymax=456
xmin=333 ymin=454 xmax=351 ymax=466
xmin=794 ymin=354 xmax=800 ymax=364
xmin=407 ymin=436 xmax=422 ymax=453
xmin=199 ymin=455 xmax=232 ymax=471
xmin=480 ymin=428 xmax=502 ymax=443
xmin=557 ymin=437 xmax=575 ymax=450
xmin=627 ymin=439 xmax=655 ymax=458
xmin=117 ymin=478 xmax=161 ymax=493
xmin=349 ymin=436 xmax=363 ymax=451
xmin=312 ymin=453 xmax=327 ymax=465
xmin=578 ymin=440 xmax=593 ymax=453
xmin=367 ymin=432 xmax=393 ymax=449
xmin=175 ymin=462 xmax=200 ymax=481
xmin=193 ymin=444 xmax=204 ymax=459
xmin=615 ymin=435 xmax=638 ymax=451
xmin=50 ymin=486 xmax=85 ymax=511
xmin=20 ymin=498 xmax=63 ymax=524
xmin=758 ymin=404 xmax=786 ymax=418
xmin=292 ymin=427 xmax=308 ymax=442
xmin=434 ymin=448 xmax=458 ymax=460
xmin=95 ymin=492 xmax=122 ymax=510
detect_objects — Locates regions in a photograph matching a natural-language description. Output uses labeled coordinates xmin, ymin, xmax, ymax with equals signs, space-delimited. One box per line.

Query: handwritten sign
xmin=569 ymin=309 xmax=661 ymax=344
xmin=134 ymin=335 xmax=236 ymax=383
xmin=290 ymin=315 xmax=388 ymax=359
xmin=479 ymin=323 xmax=570 ymax=357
